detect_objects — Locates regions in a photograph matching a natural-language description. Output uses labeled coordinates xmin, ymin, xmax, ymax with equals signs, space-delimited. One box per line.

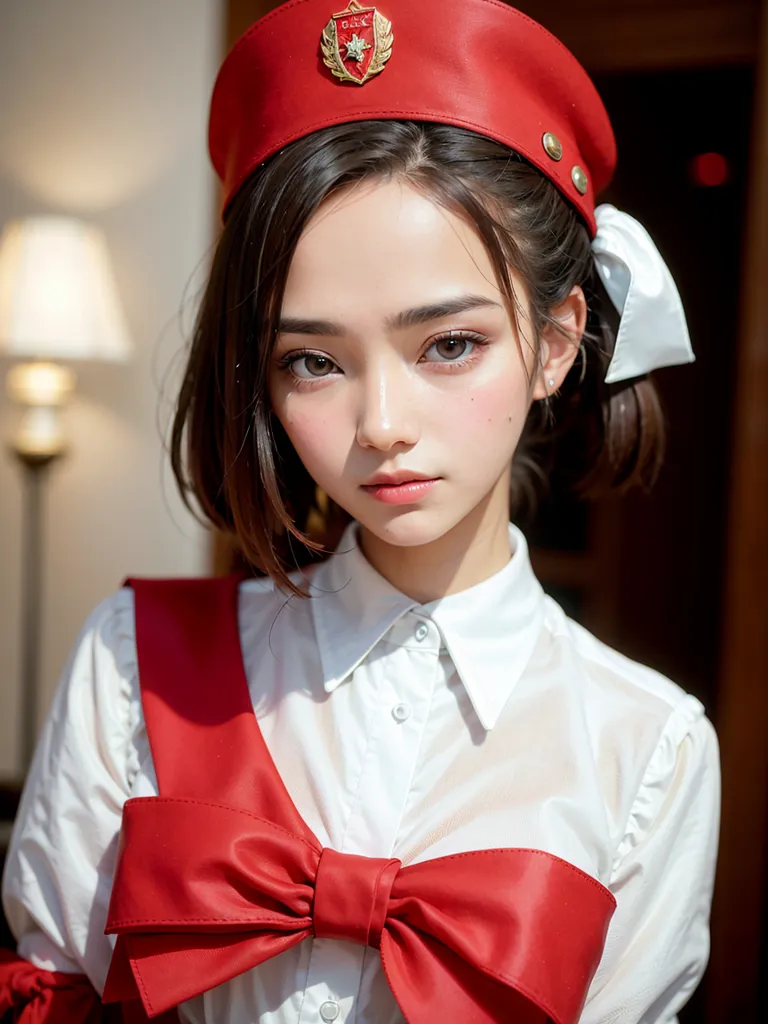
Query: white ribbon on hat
xmin=591 ymin=204 xmax=695 ymax=384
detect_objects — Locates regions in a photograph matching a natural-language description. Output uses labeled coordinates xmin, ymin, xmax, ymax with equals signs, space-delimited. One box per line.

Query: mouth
xmin=361 ymin=470 xmax=436 ymax=487
xmin=360 ymin=475 xmax=441 ymax=506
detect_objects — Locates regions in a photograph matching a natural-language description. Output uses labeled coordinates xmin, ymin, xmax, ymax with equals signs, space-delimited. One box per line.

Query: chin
xmin=353 ymin=506 xmax=469 ymax=549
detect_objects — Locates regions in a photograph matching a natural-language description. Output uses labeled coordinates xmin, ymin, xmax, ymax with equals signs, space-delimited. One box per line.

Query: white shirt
xmin=2 ymin=522 xmax=720 ymax=1024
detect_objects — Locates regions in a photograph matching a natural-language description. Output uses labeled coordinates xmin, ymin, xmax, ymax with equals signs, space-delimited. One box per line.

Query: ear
xmin=531 ymin=285 xmax=588 ymax=401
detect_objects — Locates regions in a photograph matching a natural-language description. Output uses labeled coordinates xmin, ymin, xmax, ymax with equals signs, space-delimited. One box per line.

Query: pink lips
xmin=360 ymin=478 xmax=439 ymax=505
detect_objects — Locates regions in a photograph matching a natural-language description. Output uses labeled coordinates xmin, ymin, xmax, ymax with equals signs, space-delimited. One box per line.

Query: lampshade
xmin=0 ymin=217 xmax=132 ymax=361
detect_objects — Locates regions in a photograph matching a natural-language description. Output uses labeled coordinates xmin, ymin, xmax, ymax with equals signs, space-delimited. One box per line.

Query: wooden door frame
xmin=227 ymin=0 xmax=276 ymax=50
xmin=707 ymin=2 xmax=768 ymax=1017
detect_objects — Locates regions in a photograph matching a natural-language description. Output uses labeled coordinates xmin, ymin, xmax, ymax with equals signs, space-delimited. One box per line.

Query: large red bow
xmin=103 ymin=797 xmax=615 ymax=1022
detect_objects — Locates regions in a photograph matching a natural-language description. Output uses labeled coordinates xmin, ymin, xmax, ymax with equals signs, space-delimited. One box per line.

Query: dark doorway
xmin=527 ymin=65 xmax=754 ymax=1023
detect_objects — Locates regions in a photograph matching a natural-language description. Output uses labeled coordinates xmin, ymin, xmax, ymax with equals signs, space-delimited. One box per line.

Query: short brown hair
xmin=171 ymin=121 xmax=665 ymax=594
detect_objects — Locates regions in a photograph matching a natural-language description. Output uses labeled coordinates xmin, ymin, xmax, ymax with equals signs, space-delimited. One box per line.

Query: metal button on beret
xmin=571 ymin=165 xmax=589 ymax=195
xmin=542 ymin=132 xmax=563 ymax=161
xmin=209 ymin=0 xmax=616 ymax=236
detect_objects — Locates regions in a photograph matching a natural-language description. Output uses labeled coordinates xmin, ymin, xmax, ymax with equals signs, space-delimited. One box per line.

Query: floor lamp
xmin=0 ymin=217 xmax=132 ymax=773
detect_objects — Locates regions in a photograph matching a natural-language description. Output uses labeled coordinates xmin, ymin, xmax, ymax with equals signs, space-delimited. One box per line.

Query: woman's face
xmin=269 ymin=178 xmax=577 ymax=551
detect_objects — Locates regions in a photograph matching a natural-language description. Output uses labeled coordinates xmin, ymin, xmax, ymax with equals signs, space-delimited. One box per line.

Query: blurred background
xmin=0 ymin=1 xmax=766 ymax=1021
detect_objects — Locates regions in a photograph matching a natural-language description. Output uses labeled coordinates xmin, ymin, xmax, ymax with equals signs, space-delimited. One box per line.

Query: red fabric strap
xmin=0 ymin=950 xmax=178 ymax=1024
xmin=125 ymin=575 xmax=312 ymax=841
xmin=102 ymin=577 xmax=616 ymax=1022
xmin=0 ymin=950 xmax=101 ymax=1023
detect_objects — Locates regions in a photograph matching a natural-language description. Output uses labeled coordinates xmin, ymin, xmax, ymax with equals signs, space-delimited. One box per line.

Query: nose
xmin=355 ymin=361 xmax=420 ymax=451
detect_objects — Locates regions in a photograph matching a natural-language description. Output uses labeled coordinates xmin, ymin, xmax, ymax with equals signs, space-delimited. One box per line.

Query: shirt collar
xmin=309 ymin=521 xmax=545 ymax=731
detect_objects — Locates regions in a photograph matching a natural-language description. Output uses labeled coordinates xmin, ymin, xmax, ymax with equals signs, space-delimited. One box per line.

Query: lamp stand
xmin=13 ymin=448 xmax=64 ymax=773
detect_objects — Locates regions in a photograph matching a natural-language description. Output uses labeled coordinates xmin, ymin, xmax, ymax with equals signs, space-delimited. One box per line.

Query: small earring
xmin=548 ymin=378 xmax=555 ymax=388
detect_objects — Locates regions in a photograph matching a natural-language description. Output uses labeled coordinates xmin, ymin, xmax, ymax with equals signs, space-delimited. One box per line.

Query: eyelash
xmin=276 ymin=332 xmax=489 ymax=387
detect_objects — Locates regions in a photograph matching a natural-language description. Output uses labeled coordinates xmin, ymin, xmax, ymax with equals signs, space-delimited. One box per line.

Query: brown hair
xmin=171 ymin=120 xmax=665 ymax=594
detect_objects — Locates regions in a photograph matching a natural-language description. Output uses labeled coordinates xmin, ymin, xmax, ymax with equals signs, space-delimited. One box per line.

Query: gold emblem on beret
xmin=321 ymin=2 xmax=393 ymax=86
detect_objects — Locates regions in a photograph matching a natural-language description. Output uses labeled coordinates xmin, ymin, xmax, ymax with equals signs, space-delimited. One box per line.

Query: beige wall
xmin=0 ymin=0 xmax=223 ymax=776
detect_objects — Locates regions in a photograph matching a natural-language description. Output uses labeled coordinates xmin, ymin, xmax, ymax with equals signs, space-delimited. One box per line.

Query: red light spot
xmin=690 ymin=152 xmax=729 ymax=187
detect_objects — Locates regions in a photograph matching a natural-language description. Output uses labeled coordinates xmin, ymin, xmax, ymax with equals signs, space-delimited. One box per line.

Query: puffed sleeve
xmin=582 ymin=695 xmax=721 ymax=1024
xmin=1 ymin=590 xmax=140 ymax=1016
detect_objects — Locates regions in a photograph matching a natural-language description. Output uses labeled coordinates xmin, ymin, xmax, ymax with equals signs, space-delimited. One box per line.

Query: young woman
xmin=1 ymin=2 xmax=720 ymax=1022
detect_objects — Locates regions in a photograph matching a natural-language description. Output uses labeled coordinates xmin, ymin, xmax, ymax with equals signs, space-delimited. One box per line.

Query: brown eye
xmin=287 ymin=353 xmax=340 ymax=379
xmin=422 ymin=333 xmax=485 ymax=364
xmin=303 ymin=355 xmax=334 ymax=376
xmin=433 ymin=337 xmax=470 ymax=360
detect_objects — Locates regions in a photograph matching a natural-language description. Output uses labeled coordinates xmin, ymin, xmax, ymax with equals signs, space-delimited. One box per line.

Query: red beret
xmin=209 ymin=0 xmax=616 ymax=236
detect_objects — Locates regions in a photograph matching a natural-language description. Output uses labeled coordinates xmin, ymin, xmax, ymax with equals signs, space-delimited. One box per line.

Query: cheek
xmin=437 ymin=374 xmax=530 ymax=455
xmin=276 ymin=402 xmax=349 ymax=478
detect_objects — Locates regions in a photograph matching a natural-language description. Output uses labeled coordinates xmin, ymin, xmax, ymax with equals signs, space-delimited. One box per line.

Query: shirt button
xmin=415 ymin=623 xmax=429 ymax=642
xmin=392 ymin=702 xmax=412 ymax=723
xmin=320 ymin=1002 xmax=340 ymax=1023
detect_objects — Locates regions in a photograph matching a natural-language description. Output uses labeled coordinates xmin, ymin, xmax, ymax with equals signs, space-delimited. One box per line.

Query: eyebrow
xmin=277 ymin=294 xmax=502 ymax=337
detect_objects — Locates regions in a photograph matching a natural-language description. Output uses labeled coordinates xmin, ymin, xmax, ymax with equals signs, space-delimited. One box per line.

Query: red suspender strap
xmin=126 ymin=575 xmax=312 ymax=836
